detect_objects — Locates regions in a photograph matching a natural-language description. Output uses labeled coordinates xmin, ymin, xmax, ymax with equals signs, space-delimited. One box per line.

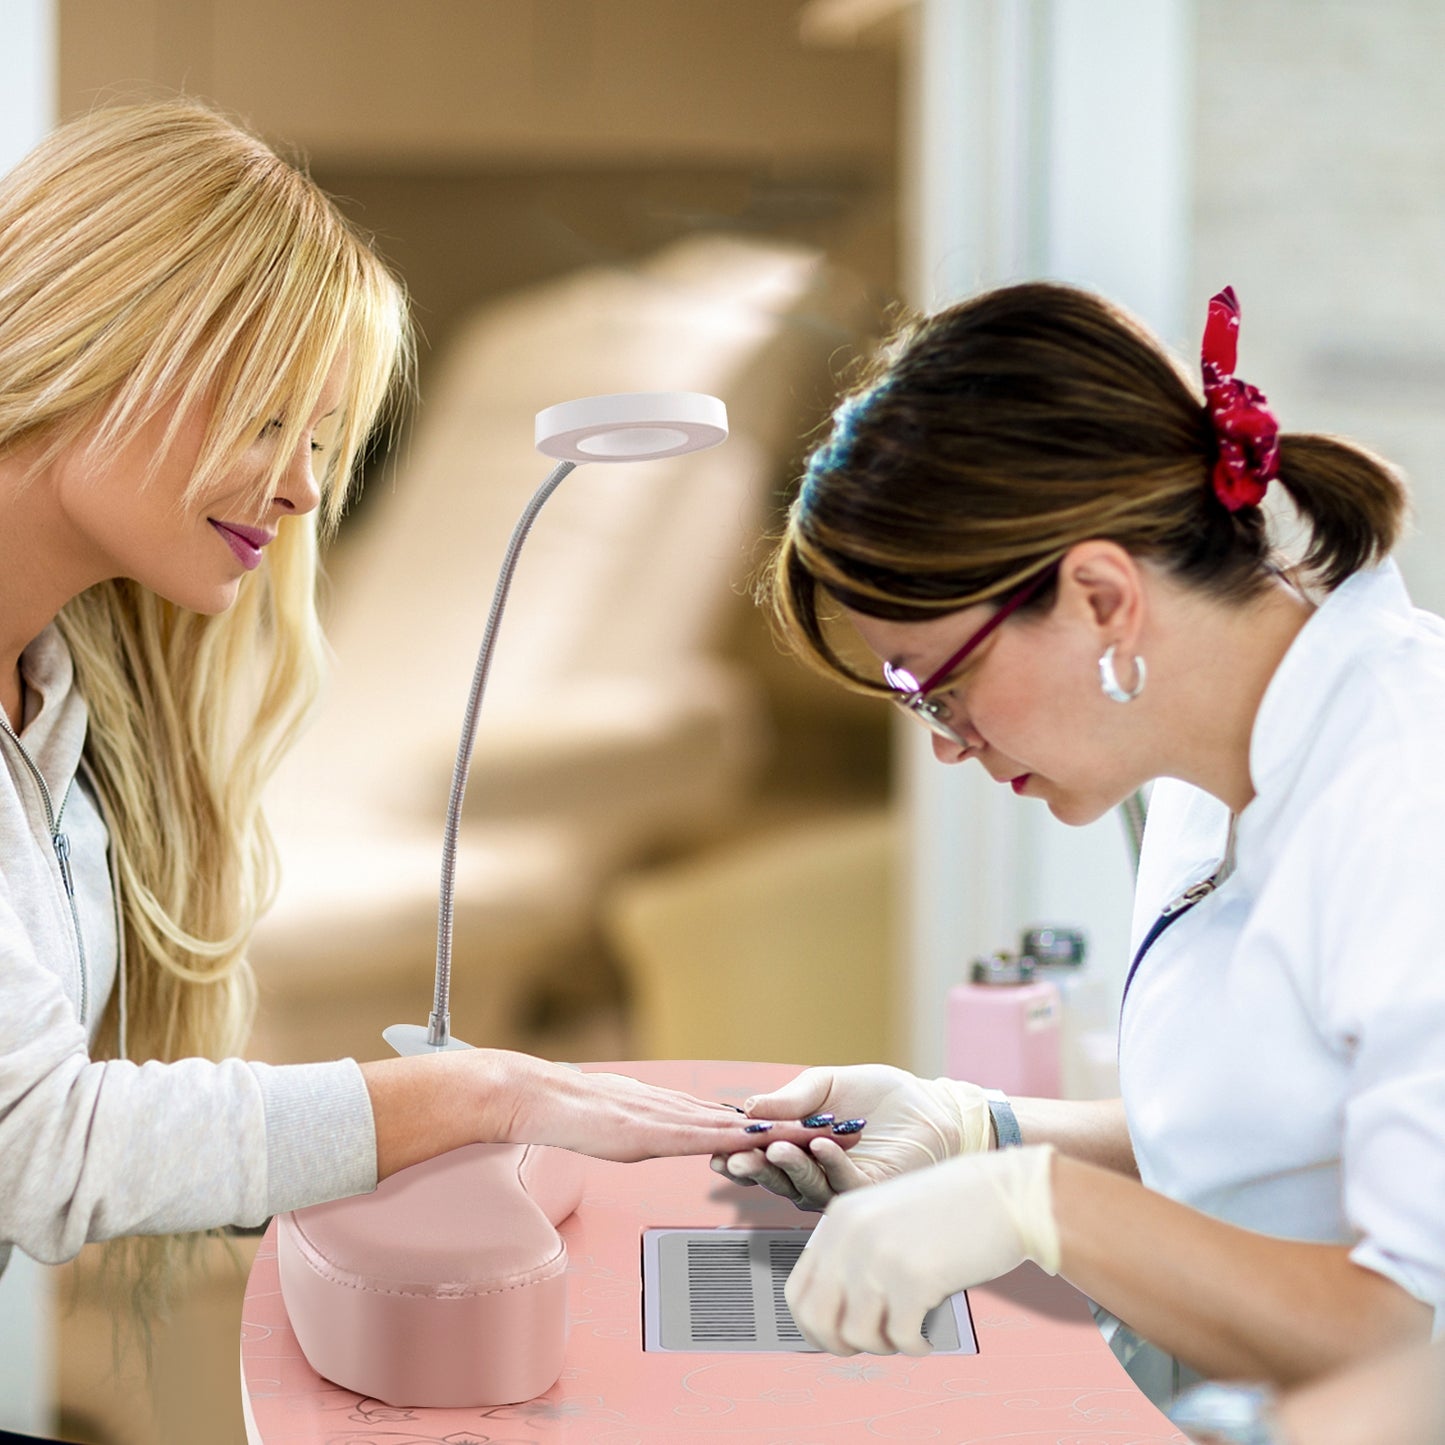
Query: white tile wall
xmin=1193 ymin=0 xmax=1445 ymax=610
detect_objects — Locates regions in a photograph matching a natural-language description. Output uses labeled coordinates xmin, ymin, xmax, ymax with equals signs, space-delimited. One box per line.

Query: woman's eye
xmin=260 ymin=419 xmax=325 ymax=454
xmin=935 ymin=664 xmax=976 ymax=700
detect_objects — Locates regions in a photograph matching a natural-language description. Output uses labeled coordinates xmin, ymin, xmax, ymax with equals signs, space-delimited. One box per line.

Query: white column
xmin=0 ymin=15 xmax=60 ymax=1436
xmin=1028 ymin=0 xmax=1194 ymax=1036
xmin=1042 ymin=0 xmax=1194 ymax=344
xmin=0 ymin=1 xmax=55 ymax=171
xmin=898 ymin=0 xmax=1193 ymax=1075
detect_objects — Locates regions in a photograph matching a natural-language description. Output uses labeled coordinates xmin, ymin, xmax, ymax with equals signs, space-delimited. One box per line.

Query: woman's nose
xmin=273 ymin=444 xmax=322 ymax=518
xmin=932 ymin=731 xmax=976 ymax=765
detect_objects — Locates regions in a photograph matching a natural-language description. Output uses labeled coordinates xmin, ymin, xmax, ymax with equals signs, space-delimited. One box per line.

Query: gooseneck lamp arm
xmin=382 ymin=458 xmax=577 ymax=1057
xmin=383 ymin=392 xmax=728 ymax=1059
xmin=430 ymin=458 xmax=576 ymax=1050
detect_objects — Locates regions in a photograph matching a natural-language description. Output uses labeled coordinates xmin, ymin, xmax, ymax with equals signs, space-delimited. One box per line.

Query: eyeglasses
xmin=881 ymin=562 xmax=1060 ymax=747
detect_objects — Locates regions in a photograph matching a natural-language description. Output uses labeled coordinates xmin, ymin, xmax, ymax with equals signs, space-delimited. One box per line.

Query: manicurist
xmin=717 ymin=282 xmax=1443 ymax=1398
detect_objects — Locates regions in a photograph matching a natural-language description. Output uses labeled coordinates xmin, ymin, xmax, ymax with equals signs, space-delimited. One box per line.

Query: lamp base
xmin=382 ymin=1023 xmax=473 ymax=1056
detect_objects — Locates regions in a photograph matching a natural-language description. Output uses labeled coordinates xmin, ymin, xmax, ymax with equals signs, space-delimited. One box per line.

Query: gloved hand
xmin=709 ymin=1064 xmax=994 ymax=1210
xmin=784 ymin=1144 xmax=1059 ymax=1356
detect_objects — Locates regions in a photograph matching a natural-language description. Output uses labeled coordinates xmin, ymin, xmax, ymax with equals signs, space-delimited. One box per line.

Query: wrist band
xmin=984 ymin=1089 xmax=1023 ymax=1148
xmin=1170 ymin=1382 xmax=1283 ymax=1444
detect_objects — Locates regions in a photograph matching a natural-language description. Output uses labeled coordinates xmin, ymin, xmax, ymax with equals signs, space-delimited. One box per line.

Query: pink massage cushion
xmin=277 ymin=1140 xmax=586 ymax=1407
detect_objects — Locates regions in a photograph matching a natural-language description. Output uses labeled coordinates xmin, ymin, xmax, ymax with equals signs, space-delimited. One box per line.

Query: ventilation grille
xmin=641 ymin=1228 xmax=977 ymax=1354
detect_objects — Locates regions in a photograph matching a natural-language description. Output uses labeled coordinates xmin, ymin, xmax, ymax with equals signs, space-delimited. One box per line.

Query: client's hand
xmin=710 ymin=1064 xmax=994 ymax=1210
xmin=499 ymin=1052 xmax=867 ymax=1165
xmin=785 ymin=1146 xmax=1059 ymax=1356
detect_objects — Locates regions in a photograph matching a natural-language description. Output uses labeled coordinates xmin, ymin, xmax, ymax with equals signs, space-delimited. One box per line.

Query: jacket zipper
xmin=1118 ymin=873 xmax=1221 ymax=1027
xmin=0 ymin=711 xmax=88 ymax=1027
xmin=1162 ymin=877 xmax=1219 ymax=916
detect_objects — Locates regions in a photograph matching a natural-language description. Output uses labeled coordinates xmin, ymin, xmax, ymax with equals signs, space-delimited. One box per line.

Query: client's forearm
xmin=359 ymin=1049 xmax=521 ymax=1181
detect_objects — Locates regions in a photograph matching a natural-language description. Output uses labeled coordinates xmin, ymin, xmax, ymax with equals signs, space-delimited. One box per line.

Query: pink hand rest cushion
xmin=276 ymin=1141 xmax=587 ymax=1408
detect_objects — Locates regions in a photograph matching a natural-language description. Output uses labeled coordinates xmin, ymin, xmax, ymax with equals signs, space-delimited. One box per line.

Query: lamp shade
xmin=535 ymin=391 xmax=728 ymax=462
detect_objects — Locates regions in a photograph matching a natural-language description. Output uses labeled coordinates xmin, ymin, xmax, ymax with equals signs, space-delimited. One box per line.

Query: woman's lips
xmin=1010 ymin=774 xmax=1032 ymax=795
xmin=209 ymin=519 xmax=270 ymax=571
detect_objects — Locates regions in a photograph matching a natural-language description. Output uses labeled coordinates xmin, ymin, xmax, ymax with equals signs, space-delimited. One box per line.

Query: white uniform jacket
xmin=1122 ymin=560 xmax=1445 ymax=1321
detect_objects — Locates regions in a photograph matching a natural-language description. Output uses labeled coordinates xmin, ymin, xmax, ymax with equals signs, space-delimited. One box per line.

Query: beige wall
xmin=58 ymin=1 xmax=899 ymax=404
xmin=59 ymin=0 xmax=896 ymax=168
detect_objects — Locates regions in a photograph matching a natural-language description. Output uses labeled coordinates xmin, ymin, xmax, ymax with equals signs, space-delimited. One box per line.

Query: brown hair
xmin=768 ymin=281 xmax=1407 ymax=689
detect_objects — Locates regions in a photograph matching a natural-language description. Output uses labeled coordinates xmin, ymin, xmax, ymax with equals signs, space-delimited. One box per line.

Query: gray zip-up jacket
xmin=0 ymin=624 xmax=378 ymax=1280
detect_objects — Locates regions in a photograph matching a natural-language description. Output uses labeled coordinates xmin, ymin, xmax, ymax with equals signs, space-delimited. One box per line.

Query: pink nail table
xmin=241 ymin=1059 xmax=1185 ymax=1443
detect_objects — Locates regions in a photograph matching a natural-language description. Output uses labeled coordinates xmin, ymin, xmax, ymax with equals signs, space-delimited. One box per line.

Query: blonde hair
xmin=769 ymin=282 xmax=1407 ymax=690
xmin=0 ymin=99 xmax=411 ymax=1323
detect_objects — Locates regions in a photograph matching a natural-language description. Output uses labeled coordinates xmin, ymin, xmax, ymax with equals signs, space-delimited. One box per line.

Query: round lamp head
xmin=535 ymin=391 xmax=728 ymax=463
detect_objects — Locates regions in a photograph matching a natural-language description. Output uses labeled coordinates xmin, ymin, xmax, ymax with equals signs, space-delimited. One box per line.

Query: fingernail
xmin=722 ymin=1104 xmax=747 ymax=1114
xmin=743 ymin=1122 xmax=774 ymax=1133
xmin=743 ymin=1096 xmax=759 ymax=1110
xmin=831 ymin=1118 xmax=866 ymax=1135
xmin=801 ymin=1113 xmax=835 ymax=1128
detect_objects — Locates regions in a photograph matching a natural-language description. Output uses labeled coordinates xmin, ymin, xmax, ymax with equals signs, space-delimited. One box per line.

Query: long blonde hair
xmin=0 ymin=99 xmax=411 ymax=1317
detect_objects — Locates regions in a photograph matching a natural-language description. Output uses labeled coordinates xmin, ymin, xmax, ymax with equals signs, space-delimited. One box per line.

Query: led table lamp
xmin=383 ymin=390 xmax=728 ymax=1057
xmin=275 ymin=393 xmax=729 ymax=1408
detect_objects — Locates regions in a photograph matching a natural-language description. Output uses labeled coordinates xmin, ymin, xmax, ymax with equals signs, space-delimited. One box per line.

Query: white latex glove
xmin=784 ymin=1144 xmax=1059 ymax=1356
xmin=709 ymin=1064 xmax=994 ymax=1210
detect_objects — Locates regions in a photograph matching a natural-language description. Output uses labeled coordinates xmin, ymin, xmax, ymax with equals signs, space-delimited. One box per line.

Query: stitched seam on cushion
xmin=281 ymin=1216 xmax=568 ymax=1298
xmin=286 ymin=1245 xmax=568 ymax=1298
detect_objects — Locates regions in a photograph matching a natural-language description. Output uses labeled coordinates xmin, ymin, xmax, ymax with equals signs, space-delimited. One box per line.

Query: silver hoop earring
xmin=1099 ymin=644 xmax=1146 ymax=703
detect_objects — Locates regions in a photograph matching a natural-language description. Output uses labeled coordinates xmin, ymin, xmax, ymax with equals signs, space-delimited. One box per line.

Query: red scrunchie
xmin=1201 ymin=285 xmax=1280 ymax=512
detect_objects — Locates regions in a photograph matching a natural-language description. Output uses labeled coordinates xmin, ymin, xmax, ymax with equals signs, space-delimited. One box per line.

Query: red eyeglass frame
xmin=881 ymin=561 xmax=1061 ymax=743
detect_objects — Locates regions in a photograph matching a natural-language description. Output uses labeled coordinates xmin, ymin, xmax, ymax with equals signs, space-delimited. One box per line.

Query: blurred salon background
xmin=3 ymin=2 xmax=1445 ymax=1440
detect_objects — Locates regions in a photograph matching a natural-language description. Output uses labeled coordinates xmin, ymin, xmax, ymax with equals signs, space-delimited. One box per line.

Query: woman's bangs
xmin=185 ymin=257 xmax=378 ymax=517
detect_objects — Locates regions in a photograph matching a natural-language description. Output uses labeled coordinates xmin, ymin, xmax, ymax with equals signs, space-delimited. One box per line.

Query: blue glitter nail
xmin=743 ymin=1122 xmax=774 ymax=1133
xmin=831 ymin=1118 xmax=866 ymax=1135
xmin=801 ymin=1113 xmax=835 ymax=1128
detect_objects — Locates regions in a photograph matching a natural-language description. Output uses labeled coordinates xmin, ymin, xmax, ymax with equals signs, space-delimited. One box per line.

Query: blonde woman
xmin=0 ymin=101 xmax=841 ymax=1311
xmin=717 ymin=283 xmax=1443 ymax=1402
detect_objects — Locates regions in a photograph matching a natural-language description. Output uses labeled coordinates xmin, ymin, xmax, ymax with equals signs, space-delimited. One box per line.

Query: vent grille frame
xmin=641 ymin=1227 xmax=978 ymax=1354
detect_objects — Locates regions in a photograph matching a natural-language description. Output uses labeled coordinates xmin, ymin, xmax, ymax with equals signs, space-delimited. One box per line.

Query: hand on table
xmin=785 ymin=1145 xmax=1060 ymax=1356
xmin=499 ymin=1052 xmax=866 ymax=1165
xmin=710 ymin=1064 xmax=994 ymax=1210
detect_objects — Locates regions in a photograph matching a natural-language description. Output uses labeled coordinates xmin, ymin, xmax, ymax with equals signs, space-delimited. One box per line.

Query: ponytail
xmin=1275 ymin=433 xmax=1408 ymax=591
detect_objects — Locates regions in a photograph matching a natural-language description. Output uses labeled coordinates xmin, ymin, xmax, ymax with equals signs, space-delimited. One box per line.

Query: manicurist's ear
xmin=1057 ymin=541 xmax=1145 ymax=646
